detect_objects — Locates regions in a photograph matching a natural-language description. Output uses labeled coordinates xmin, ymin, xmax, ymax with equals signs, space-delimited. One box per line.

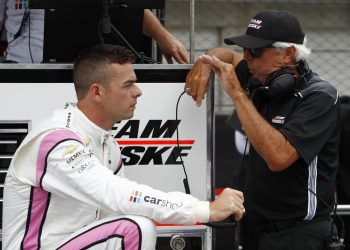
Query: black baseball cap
xmin=224 ymin=9 xmax=305 ymax=48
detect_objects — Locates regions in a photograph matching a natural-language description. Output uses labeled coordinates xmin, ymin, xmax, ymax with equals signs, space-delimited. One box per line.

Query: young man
xmin=186 ymin=9 xmax=341 ymax=250
xmin=3 ymin=44 xmax=244 ymax=249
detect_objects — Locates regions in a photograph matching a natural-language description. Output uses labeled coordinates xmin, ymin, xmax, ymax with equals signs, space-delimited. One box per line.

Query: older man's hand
xmin=185 ymin=58 xmax=212 ymax=107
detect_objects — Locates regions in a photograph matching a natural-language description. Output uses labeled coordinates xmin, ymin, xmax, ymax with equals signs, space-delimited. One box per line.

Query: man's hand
xmin=143 ymin=9 xmax=189 ymax=64
xmin=209 ymin=188 xmax=244 ymax=222
xmin=199 ymin=54 xmax=241 ymax=100
xmin=156 ymin=32 xmax=189 ymax=64
xmin=185 ymin=58 xmax=212 ymax=107
xmin=184 ymin=47 xmax=241 ymax=107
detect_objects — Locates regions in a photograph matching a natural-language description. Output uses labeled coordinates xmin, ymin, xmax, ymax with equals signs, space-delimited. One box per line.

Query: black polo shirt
xmin=235 ymin=60 xmax=340 ymax=223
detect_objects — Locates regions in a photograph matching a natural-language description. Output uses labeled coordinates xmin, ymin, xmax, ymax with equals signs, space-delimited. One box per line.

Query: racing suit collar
xmin=72 ymin=106 xmax=113 ymax=145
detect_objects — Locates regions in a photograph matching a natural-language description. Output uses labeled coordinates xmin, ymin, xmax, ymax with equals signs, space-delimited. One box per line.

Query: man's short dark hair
xmin=73 ymin=44 xmax=136 ymax=99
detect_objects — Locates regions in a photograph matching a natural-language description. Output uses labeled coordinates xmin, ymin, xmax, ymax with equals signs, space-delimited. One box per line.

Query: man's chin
xmin=124 ymin=112 xmax=134 ymax=120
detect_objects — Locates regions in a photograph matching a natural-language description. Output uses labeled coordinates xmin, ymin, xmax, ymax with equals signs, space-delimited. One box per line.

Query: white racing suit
xmin=3 ymin=104 xmax=209 ymax=250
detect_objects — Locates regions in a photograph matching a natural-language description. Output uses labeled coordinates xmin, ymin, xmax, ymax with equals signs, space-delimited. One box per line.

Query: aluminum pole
xmin=189 ymin=0 xmax=195 ymax=63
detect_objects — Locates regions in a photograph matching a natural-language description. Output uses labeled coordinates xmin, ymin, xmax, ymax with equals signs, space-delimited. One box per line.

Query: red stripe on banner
xmin=215 ymin=188 xmax=225 ymax=196
xmin=117 ymin=140 xmax=195 ymax=145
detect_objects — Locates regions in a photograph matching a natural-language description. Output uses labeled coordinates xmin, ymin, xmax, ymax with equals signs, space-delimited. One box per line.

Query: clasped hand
xmin=185 ymin=55 xmax=240 ymax=106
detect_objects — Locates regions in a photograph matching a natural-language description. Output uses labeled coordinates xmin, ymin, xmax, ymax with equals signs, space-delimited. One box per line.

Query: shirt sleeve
xmin=37 ymin=129 xmax=210 ymax=224
xmin=280 ymin=91 xmax=338 ymax=165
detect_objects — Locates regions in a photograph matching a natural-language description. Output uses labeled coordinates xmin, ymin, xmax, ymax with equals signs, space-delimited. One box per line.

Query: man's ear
xmin=283 ymin=46 xmax=297 ymax=65
xmin=90 ymin=83 xmax=103 ymax=102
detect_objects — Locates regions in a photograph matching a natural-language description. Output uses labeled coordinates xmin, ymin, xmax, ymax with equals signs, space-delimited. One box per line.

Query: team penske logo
xmin=129 ymin=190 xmax=183 ymax=210
xmin=248 ymin=19 xmax=262 ymax=30
xmin=272 ymin=116 xmax=286 ymax=124
xmin=114 ymin=120 xmax=195 ymax=166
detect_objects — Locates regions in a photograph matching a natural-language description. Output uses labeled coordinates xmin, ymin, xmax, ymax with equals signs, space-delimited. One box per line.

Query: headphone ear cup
xmin=267 ymin=73 xmax=296 ymax=98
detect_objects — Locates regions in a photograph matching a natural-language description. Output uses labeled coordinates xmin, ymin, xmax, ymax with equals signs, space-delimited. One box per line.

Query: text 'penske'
xmin=113 ymin=120 xmax=195 ymax=166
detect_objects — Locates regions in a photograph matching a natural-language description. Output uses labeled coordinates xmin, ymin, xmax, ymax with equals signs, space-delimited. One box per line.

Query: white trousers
xmin=56 ymin=215 xmax=156 ymax=250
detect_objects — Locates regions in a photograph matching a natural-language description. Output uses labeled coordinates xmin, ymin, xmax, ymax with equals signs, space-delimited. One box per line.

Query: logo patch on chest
xmin=272 ymin=116 xmax=285 ymax=124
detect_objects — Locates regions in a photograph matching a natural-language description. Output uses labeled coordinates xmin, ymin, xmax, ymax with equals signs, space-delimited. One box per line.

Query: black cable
xmin=97 ymin=20 xmax=158 ymax=64
xmin=235 ymin=137 xmax=249 ymax=191
xmin=175 ymin=90 xmax=191 ymax=194
xmin=110 ymin=24 xmax=157 ymax=64
xmin=7 ymin=6 xmax=30 ymax=45
xmin=5 ymin=3 xmax=34 ymax=63
xmin=175 ymin=91 xmax=241 ymax=229
xmin=203 ymin=132 xmax=249 ymax=228
xmin=97 ymin=1 xmax=158 ymax=64
xmin=307 ymin=187 xmax=345 ymax=246
xmin=27 ymin=7 xmax=34 ymax=63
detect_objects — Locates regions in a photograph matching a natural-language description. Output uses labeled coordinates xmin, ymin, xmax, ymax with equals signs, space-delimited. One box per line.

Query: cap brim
xmin=224 ymin=35 xmax=274 ymax=49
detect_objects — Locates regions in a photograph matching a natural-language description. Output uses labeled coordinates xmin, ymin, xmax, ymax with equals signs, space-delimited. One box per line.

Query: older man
xmin=186 ymin=9 xmax=341 ymax=250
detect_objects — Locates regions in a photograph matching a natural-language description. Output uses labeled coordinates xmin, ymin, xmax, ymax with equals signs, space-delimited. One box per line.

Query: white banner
xmin=0 ymin=79 xmax=210 ymax=201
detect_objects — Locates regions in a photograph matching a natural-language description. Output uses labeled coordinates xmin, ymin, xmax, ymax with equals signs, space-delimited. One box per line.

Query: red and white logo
xmin=113 ymin=119 xmax=195 ymax=166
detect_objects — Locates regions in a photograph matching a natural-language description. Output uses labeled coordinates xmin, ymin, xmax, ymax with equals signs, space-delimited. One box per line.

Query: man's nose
xmin=134 ymin=85 xmax=142 ymax=97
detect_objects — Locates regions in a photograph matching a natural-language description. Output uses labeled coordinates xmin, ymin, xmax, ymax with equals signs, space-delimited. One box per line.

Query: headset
xmin=256 ymin=59 xmax=312 ymax=99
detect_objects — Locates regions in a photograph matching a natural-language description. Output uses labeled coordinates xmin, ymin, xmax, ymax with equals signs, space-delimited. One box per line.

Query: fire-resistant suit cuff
xmin=194 ymin=200 xmax=210 ymax=223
